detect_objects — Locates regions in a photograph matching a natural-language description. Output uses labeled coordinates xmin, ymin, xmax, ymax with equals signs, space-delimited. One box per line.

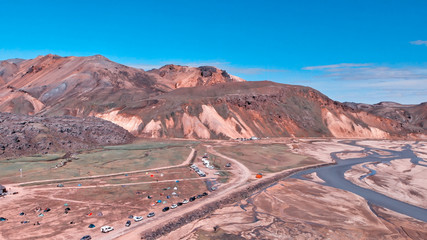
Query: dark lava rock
xmin=0 ymin=112 xmax=134 ymax=159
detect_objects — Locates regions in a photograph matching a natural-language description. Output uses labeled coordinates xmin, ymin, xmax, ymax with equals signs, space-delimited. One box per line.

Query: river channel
xmin=289 ymin=140 xmax=427 ymax=222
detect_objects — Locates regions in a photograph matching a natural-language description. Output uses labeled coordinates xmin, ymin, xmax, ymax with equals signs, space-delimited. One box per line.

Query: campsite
xmin=0 ymin=139 xmax=236 ymax=239
xmin=1 ymin=138 xmax=426 ymax=239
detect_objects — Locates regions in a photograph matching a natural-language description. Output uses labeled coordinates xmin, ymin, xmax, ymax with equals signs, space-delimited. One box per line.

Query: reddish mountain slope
xmin=344 ymin=102 xmax=427 ymax=132
xmin=0 ymin=54 xmax=425 ymax=139
xmin=112 ymin=81 xmax=415 ymax=139
xmin=147 ymin=64 xmax=244 ymax=89
xmin=0 ymin=55 xmax=240 ymax=117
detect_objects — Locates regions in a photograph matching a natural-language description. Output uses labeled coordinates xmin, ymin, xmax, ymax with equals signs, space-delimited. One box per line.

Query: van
xmin=100 ymin=226 xmax=114 ymax=233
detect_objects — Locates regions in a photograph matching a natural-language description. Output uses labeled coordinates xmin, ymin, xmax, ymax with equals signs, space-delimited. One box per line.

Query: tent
xmin=88 ymin=224 xmax=95 ymax=228
xmin=0 ymin=185 xmax=7 ymax=194
xmin=256 ymin=173 xmax=263 ymax=179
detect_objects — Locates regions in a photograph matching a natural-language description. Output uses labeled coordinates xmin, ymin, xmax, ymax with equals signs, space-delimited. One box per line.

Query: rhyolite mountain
xmin=0 ymin=54 xmax=425 ymax=140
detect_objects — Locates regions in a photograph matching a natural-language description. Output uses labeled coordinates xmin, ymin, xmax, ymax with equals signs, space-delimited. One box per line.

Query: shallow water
xmin=289 ymin=140 xmax=427 ymax=222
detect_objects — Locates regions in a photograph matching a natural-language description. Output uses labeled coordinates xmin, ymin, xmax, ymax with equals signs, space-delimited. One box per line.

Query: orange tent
xmin=256 ymin=173 xmax=263 ymax=179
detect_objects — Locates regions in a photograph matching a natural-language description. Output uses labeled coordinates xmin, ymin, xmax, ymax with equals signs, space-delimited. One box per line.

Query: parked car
xmin=177 ymin=202 xmax=183 ymax=206
xmin=182 ymin=199 xmax=189 ymax=204
xmin=43 ymin=208 xmax=51 ymax=213
xmin=202 ymin=192 xmax=208 ymax=196
xmin=100 ymin=226 xmax=114 ymax=233
xmin=147 ymin=212 xmax=155 ymax=218
xmin=197 ymin=194 xmax=202 ymax=199
xmin=171 ymin=204 xmax=178 ymax=209
xmin=162 ymin=207 xmax=170 ymax=212
xmin=189 ymin=196 xmax=196 ymax=202
xmin=125 ymin=220 xmax=131 ymax=227
xmin=80 ymin=235 xmax=92 ymax=240
xmin=133 ymin=216 xmax=143 ymax=222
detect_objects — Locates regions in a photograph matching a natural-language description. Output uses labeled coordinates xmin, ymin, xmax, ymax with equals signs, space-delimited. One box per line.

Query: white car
xmin=133 ymin=216 xmax=143 ymax=222
xmin=171 ymin=204 xmax=178 ymax=209
xmin=100 ymin=226 xmax=114 ymax=233
xmin=182 ymin=199 xmax=189 ymax=204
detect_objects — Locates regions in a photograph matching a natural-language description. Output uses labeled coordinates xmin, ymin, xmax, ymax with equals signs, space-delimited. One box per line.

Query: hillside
xmin=112 ymin=81 xmax=419 ymax=139
xmin=344 ymin=102 xmax=427 ymax=132
xmin=0 ymin=112 xmax=133 ymax=159
xmin=0 ymin=54 xmax=426 ymax=140
xmin=0 ymin=55 xmax=239 ymax=117
xmin=147 ymin=64 xmax=245 ymax=89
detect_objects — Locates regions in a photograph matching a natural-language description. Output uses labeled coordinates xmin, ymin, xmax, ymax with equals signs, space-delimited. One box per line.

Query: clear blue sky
xmin=1 ymin=0 xmax=426 ymax=104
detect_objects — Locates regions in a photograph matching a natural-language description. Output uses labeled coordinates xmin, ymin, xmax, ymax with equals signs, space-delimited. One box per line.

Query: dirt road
xmin=102 ymin=146 xmax=252 ymax=240
xmin=9 ymin=148 xmax=195 ymax=189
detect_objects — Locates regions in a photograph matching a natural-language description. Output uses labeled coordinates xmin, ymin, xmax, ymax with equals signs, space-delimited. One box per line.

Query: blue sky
xmin=1 ymin=0 xmax=426 ymax=104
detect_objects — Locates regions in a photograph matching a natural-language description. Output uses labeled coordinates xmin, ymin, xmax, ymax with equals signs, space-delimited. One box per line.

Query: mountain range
xmin=1 ymin=54 xmax=425 ymax=141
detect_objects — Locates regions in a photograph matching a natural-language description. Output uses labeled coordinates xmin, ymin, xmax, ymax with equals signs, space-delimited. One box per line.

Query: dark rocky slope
xmin=0 ymin=112 xmax=134 ymax=159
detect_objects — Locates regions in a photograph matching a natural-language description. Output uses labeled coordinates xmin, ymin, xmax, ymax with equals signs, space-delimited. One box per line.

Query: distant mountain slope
xmin=0 ymin=55 xmax=241 ymax=117
xmin=344 ymin=102 xmax=427 ymax=132
xmin=0 ymin=54 xmax=425 ymax=139
xmin=112 ymin=81 xmax=418 ymax=139
xmin=146 ymin=64 xmax=244 ymax=89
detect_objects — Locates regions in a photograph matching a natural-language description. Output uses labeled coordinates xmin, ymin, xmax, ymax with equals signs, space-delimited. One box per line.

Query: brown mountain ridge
xmin=0 ymin=54 xmax=425 ymax=140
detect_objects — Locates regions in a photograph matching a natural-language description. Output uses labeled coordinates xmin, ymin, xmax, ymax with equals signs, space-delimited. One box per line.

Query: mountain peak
xmin=148 ymin=64 xmax=244 ymax=89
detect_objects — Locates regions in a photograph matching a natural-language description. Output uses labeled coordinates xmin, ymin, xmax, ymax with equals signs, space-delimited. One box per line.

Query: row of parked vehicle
xmin=190 ymin=164 xmax=206 ymax=177
xmin=97 ymin=210 xmax=156 ymax=235
xmin=81 ymin=192 xmax=209 ymax=239
xmin=161 ymin=192 xmax=208 ymax=212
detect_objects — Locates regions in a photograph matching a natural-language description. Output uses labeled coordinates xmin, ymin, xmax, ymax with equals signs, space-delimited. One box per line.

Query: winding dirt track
xmin=0 ymin=148 xmax=198 ymax=231
xmin=9 ymin=148 xmax=195 ymax=189
xmin=112 ymin=145 xmax=331 ymax=240
xmin=1 ymin=142 xmax=332 ymax=240
xmin=103 ymin=146 xmax=252 ymax=240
